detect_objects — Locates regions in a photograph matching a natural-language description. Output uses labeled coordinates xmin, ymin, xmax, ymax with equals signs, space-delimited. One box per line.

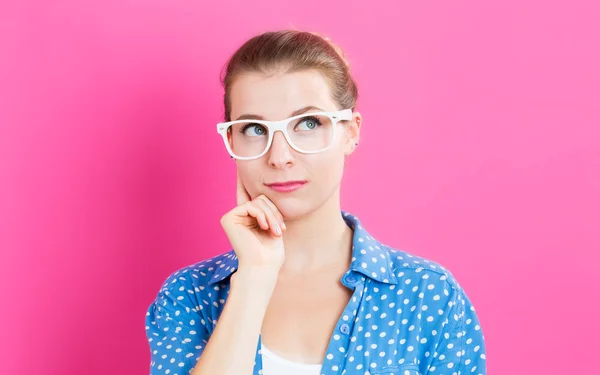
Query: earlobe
xmin=344 ymin=138 xmax=359 ymax=156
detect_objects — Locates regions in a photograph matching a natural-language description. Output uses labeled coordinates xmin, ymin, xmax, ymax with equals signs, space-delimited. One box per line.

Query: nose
xmin=267 ymin=131 xmax=294 ymax=169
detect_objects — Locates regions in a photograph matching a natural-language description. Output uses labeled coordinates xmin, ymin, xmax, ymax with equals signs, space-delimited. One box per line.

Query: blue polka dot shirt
xmin=145 ymin=211 xmax=487 ymax=375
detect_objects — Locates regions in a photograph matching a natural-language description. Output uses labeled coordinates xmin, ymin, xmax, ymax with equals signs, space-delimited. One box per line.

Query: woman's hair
xmin=220 ymin=30 xmax=359 ymax=121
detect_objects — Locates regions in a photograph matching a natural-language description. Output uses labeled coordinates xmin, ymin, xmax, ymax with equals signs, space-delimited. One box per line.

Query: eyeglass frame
xmin=216 ymin=108 xmax=354 ymax=160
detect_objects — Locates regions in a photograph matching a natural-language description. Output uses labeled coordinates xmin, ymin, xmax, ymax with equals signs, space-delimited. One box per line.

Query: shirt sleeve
xmin=145 ymin=272 xmax=210 ymax=375
xmin=425 ymin=286 xmax=487 ymax=375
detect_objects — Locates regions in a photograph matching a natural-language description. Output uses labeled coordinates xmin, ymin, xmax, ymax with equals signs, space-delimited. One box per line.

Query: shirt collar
xmin=343 ymin=211 xmax=398 ymax=284
xmin=208 ymin=210 xmax=398 ymax=285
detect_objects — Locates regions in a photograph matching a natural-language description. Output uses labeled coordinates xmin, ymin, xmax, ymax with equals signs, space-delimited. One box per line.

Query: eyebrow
xmin=234 ymin=106 xmax=325 ymax=121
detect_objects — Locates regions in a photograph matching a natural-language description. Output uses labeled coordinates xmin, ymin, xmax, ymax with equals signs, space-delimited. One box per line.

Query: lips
xmin=265 ymin=180 xmax=307 ymax=192
xmin=265 ymin=180 xmax=307 ymax=187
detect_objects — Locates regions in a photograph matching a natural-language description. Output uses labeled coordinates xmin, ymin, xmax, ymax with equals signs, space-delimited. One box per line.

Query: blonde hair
xmin=220 ymin=30 xmax=359 ymax=121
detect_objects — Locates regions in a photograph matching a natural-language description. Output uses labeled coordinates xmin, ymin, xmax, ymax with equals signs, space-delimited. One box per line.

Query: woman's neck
xmin=278 ymin=195 xmax=353 ymax=275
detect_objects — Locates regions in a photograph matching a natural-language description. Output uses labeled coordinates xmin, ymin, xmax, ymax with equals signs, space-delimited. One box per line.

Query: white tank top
xmin=261 ymin=343 xmax=323 ymax=375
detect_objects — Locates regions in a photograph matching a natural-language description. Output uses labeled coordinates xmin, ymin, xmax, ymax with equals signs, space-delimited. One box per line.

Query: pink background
xmin=1 ymin=1 xmax=598 ymax=374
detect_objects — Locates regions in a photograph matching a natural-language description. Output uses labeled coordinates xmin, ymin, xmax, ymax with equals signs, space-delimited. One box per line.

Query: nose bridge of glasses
xmin=270 ymin=119 xmax=290 ymax=132
xmin=267 ymin=119 xmax=293 ymax=144
xmin=269 ymin=127 xmax=293 ymax=150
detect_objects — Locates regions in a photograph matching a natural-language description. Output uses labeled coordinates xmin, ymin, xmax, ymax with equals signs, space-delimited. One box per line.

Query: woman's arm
xmin=146 ymin=268 xmax=277 ymax=375
xmin=145 ymin=272 xmax=210 ymax=374
xmin=190 ymin=269 xmax=277 ymax=375
xmin=147 ymin=181 xmax=285 ymax=374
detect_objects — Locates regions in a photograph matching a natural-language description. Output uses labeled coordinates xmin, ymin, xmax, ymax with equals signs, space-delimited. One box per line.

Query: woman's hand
xmin=220 ymin=172 xmax=286 ymax=279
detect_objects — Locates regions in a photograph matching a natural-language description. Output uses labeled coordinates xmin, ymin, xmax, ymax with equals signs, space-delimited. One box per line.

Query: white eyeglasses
xmin=216 ymin=108 xmax=353 ymax=160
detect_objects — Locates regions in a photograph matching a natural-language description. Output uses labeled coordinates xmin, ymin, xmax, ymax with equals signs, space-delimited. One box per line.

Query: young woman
xmin=145 ymin=30 xmax=487 ymax=375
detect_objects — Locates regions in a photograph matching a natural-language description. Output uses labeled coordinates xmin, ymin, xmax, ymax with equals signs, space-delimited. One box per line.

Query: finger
xmin=240 ymin=202 xmax=270 ymax=231
xmin=252 ymin=198 xmax=282 ymax=237
xmin=236 ymin=170 xmax=252 ymax=206
xmin=255 ymin=195 xmax=285 ymax=230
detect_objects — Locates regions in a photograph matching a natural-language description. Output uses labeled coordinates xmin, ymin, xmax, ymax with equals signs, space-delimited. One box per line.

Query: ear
xmin=343 ymin=111 xmax=362 ymax=156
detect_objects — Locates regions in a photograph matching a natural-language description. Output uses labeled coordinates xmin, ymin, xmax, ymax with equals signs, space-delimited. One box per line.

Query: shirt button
xmin=340 ymin=324 xmax=350 ymax=335
xmin=345 ymin=275 xmax=357 ymax=284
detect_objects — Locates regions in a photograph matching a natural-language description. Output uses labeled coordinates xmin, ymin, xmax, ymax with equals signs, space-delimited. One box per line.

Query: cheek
xmin=237 ymin=163 xmax=263 ymax=191
xmin=307 ymin=149 xmax=346 ymax=181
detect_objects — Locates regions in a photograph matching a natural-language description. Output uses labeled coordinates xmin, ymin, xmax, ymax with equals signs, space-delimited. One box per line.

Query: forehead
xmin=229 ymin=69 xmax=338 ymax=121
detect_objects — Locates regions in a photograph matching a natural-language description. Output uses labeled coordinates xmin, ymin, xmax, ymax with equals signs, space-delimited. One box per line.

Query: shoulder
xmin=372 ymin=245 xmax=480 ymax=331
xmin=153 ymin=250 xmax=237 ymax=296
xmin=382 ymin=243 xmax=467 ymax=296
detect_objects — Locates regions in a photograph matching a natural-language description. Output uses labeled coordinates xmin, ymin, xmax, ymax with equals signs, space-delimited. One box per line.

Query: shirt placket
xmin=321 ymin=272 xmax=366 ymax=375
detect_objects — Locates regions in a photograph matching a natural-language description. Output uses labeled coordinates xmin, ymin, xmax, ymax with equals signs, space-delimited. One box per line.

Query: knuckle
xmin=220 ymin=214 xmax=229 ymax=227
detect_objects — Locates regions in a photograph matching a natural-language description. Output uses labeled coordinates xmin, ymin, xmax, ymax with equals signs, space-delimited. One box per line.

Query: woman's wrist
xmin=231 ymin=267 xmax=280 ymax=293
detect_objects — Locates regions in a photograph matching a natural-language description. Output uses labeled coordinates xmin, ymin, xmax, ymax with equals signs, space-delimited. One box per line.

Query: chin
xmin=266 ymin=195 xmax=317 ymax=221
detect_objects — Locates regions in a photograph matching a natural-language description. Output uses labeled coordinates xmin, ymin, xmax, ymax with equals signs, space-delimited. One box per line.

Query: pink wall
xmin=1 ymin=1 xmax=598 ymax=374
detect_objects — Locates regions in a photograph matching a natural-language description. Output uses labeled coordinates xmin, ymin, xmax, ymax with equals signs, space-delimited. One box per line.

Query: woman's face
xmin=229 ymin=69 xmax=361 ymax=220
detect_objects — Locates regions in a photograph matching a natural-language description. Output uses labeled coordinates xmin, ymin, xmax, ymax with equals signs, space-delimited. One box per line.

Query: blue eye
xmin=295 ymin=116 xmax=321 ymax=131
xmin=241 ymin=124 xmax=267 ymax=137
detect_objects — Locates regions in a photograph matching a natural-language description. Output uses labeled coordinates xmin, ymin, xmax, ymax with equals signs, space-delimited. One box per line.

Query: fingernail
xmin=276 ymin=225 xmax=282 ymax=236
xmin=281 ymin=222 xmax=286 ymax=231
